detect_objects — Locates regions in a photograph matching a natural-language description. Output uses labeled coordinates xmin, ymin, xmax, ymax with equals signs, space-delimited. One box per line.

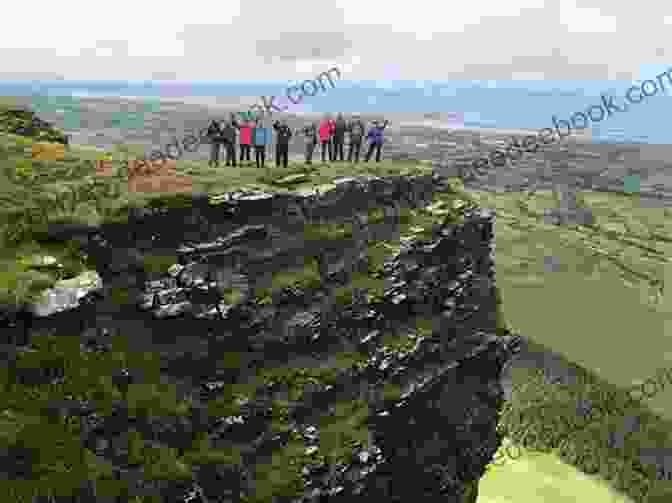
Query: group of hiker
xmin=205 ymin=113 xmax=390 ymax=169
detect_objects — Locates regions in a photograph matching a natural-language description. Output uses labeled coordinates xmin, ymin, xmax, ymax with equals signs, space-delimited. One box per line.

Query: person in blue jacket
xmin=364 ymin=119 xmax=390 ymax=162
xmin=252 ymin=118 xmax=271 ymax=168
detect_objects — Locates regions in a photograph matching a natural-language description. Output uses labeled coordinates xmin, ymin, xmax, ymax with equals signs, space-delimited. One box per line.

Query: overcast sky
xmin=1 ymin=0 xmax=668 ymax=83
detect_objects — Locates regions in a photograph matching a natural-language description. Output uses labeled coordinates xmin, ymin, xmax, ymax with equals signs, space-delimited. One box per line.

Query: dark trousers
xmin=276 ymin=143 xmax=289 ymax=168
xmin=224 ymin=143 xmax=236 ymax=166
xmin=348 ymin=140 xmax=362 ymax=162
xmin=321 ymin=140 xmax=332 ymax=162
xmin=254 ymin=146 xmax=266 ymax=168
xmin=240 ymin=144 xmax=251 ymax=162
xmin=305 ymin=142 xmax=316 ymax=163
xmin=209 ymin=142 xmax=221 ymax=166
xmin=365 ymin=142 xmax=383 ymax=162
xmin=333 ymin=137 xmax=345 ymax=161
xmin=330 ymin=137 xmax=337 ymax=161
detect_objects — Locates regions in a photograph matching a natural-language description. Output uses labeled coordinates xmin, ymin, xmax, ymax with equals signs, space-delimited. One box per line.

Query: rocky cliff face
xmin=0 ymin=173 xmax=521 ymax=502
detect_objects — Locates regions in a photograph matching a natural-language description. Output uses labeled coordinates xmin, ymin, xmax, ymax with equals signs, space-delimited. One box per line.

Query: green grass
xmin=449 ymin=184 xmax=672 ymax=503
xmin=140 ymin=253 xmax=179 ymax=275
xmin=0 ymin=238 xmax=94 ymax=306
xmin=0 ymin=129 xmax=433 ymax=308
xmin=255 ymin=366 xmax=340 ymax=402
xmin=478 ymin=442 xmax=637 ymax=503
xmin=469 ymin=188 xmax=672 ymax=421
xmin=0 ymin=333 xmax=198 ymax=500
xmin=181 ymin=432 xmax=243 ymax=466
xmin=302 ymin=221 xmax=354 ymax=243
xmin=255 ymin=258 xmax=323 ymax=301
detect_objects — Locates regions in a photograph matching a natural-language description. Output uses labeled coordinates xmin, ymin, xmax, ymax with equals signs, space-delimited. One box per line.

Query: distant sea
xmin=2 ymin=71 xmax=672 ymax=144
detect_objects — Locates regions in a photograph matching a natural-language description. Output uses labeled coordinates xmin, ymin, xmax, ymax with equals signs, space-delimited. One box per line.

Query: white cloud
xmin=560 ymin=0 xmax=618 ymax=33
xmin=0 ymin=0 xmax=667 ymax=81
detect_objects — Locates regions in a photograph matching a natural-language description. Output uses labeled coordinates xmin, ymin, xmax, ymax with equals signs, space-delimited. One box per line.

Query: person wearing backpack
xmin=302 ymin=122 xmax=318 ymax=164
xmin=333 ymin=113 xmax=347 ymax=162
xmin=319 ymin=115 xmax=333 ymax=163
xmin=205 ymin=119 xmax=224 ymax=167
xmin=273 ymin=119 xmax=293 ymax=168
xmin=347 ymin=115 xmax=365 ymax=162
xmin=365 ymin=119 xmax=390 ymax=162
xmin=252 ymin=118 xmax=271 ymax=168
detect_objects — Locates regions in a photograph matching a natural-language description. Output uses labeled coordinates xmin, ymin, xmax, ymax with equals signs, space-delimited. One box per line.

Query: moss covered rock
xmin=0 ymin=107 xmax=69 ymax=145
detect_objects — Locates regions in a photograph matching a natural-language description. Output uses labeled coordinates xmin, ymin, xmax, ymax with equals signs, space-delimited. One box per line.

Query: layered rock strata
xmin=0 ymin=173 xmax=521 ymax=502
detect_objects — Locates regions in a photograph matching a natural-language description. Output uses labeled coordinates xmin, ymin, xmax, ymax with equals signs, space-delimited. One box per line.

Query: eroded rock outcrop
xmin=0 ymin=173 xmax=521 ymax=503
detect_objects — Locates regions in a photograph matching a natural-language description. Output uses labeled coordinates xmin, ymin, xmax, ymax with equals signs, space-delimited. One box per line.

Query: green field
xmin=469 ymin=186 xmax=672 ymax=503
xmin=469 ymin=188 xmax=672 ymax=419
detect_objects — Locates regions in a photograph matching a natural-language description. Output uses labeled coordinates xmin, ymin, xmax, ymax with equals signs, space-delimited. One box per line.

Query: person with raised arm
xmin=364 ymin=119 xmax=390 ymax=163
xmin=273 ymin=119 xmax=293 ymax=169
xmin=205 ymin=119 xmax=224 ymax=167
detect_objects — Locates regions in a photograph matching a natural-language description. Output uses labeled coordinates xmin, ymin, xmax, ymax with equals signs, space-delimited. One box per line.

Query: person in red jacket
xmin=238 ymin=117 xmax=253 ymax=164
xmin=319 ymin=114 xmax=334 ymax=163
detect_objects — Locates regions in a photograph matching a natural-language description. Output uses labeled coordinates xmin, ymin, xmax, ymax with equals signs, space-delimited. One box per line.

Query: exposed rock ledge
xmin=0 ymin=173 xmax=521 ymax=503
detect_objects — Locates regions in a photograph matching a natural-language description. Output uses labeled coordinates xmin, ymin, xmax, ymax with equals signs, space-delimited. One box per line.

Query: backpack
xmin=207 ymin=122 xmax=224 ymax=142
